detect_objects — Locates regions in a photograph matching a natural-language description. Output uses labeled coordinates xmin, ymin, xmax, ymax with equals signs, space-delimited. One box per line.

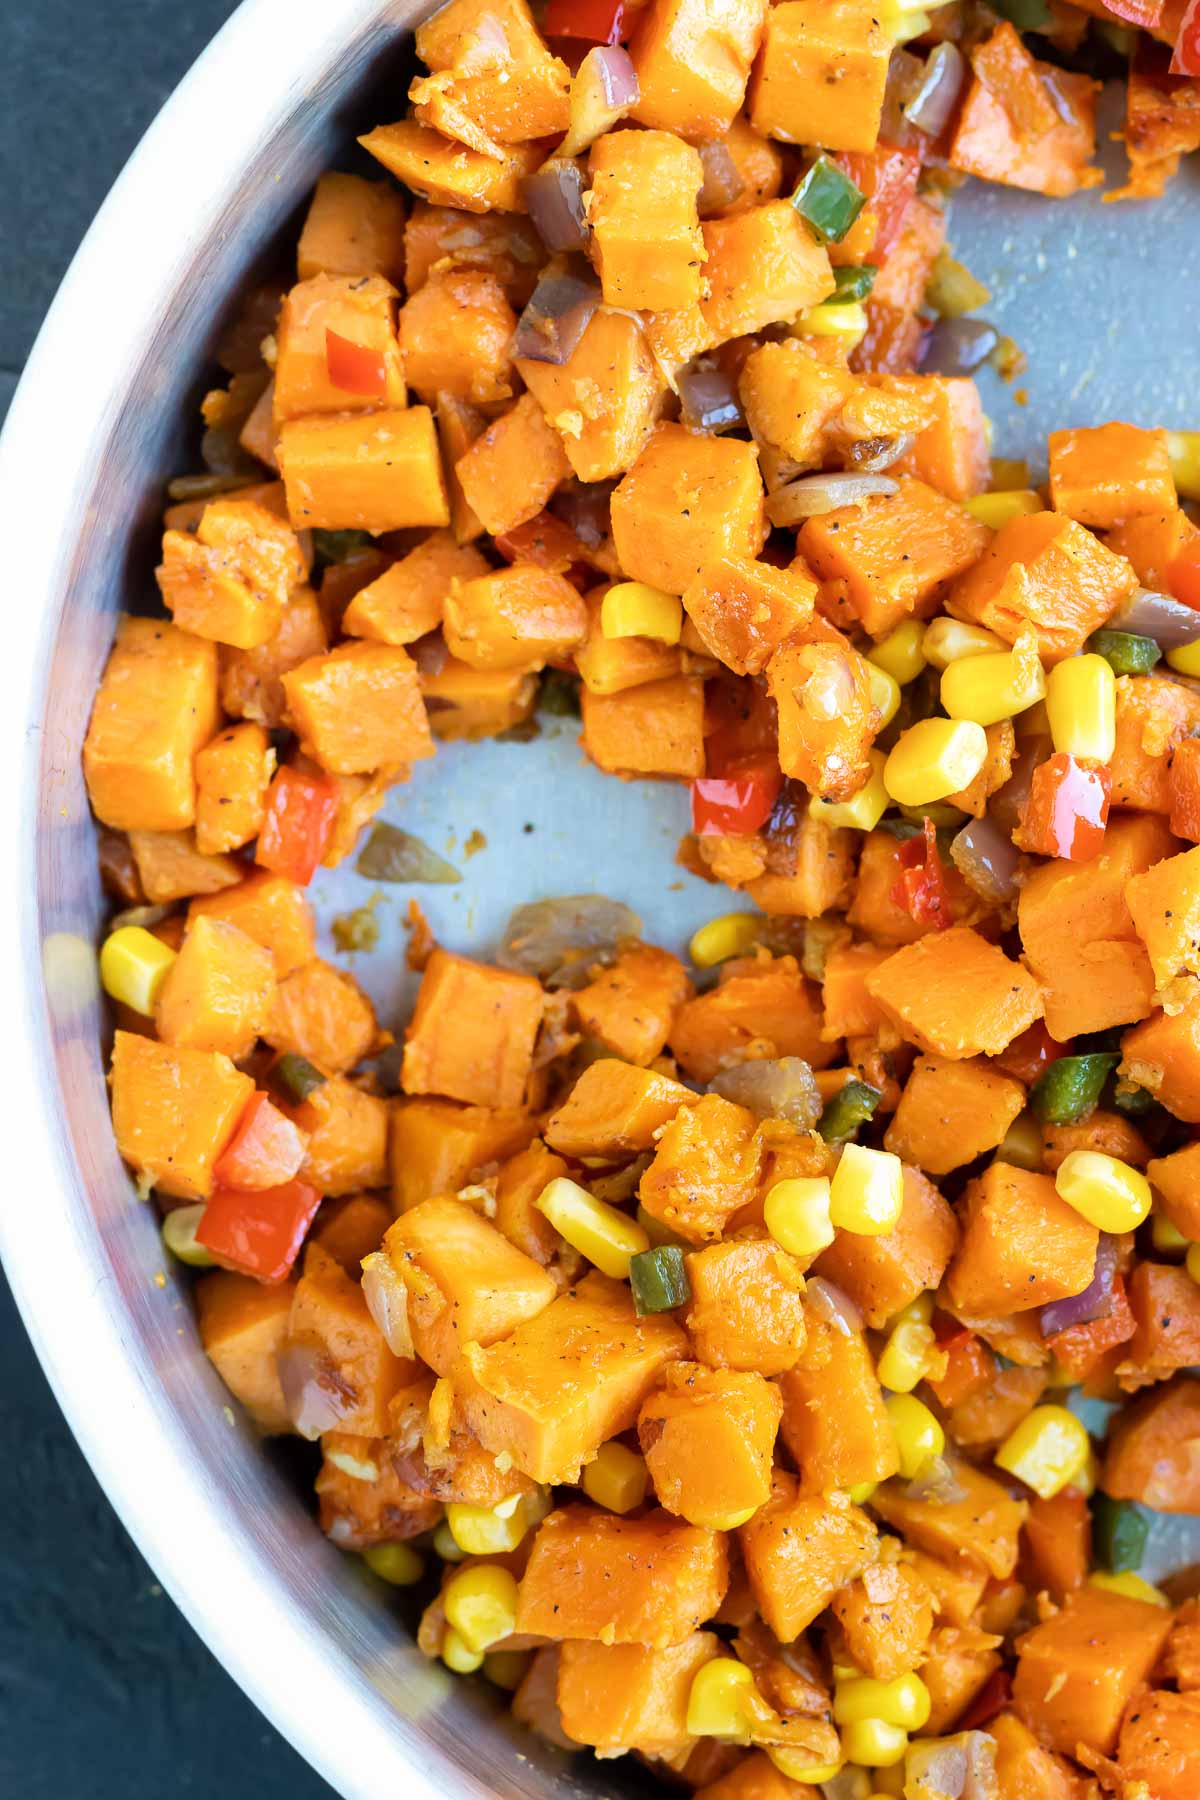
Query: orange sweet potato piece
xmin=610 ymin=424 xmax=765 ymax=596
xmin=884 ymin=1055 xmax=1026 ymax=1175
xmin=390 ymin=1097 xmax=535 ymax=1213
xmin=155 ymin=916 xmax=275 ymax=1062
xmin=716 ymin=115 xmax=785 ymax=215
xmin=743 ymin=816 xmax=856 ymax=921
xmin=947 ymin=1362 xmax=1047 ymax=1451
xmin=342 ymin=532 xmax=488 ymax=647
xmin=444 ymin=562 xmax=586 ymax=670
xmin=1102 ymin=1374 xmax=1200 ymax=1514
xmin=813 ymin=1164 xmax=958 ymax=1328
xmin=190 ymin=871 xmax=315 ymax=980
xmin=588 ymin=129 xmax=705 ymax=313
xmin=494 ymin=1139 xmax=572 ymax=1268
xmin=1049 ymin=422 xmax=1176 ymax=530
xmin=402 ymin=201 xmax=543 ymax=307
xmin=128 ymin=830 xmax=241 ymax=904
xmin=401 ymin=947 xmax=542 ymax=1110
xmin=777 ymin=1324 xmax=900 ymax=1493
xmin=797 ymin=477 xmax=990 ymax=638
xmin=871 ymin=1458 xmax=1027 ymax=1580
xmin=571 ymin=942 xmax=692 ymax=1066
xmin=84 ymin=617 xmax=221 ymax=832
xmin=692 ymin=1751 xmax=818 ymax=1800
xmin=411 ymin=0 xmax=570 ymax=148
xmin=847 ymin=829 xmax=979 ymax=945
xmin=1013 ymin=1584 xmax=1173 ymax=1757
xmin=1044 ymin=1270 xmax=1136 ymax=1386
xmin=866 ymin=926 xmax=1043 ymax=1059
xmin=582 ymin=675 xmax=707 ymax=778
xmin=279 ymin=407 xmax=450 ymax=533
xmin=905 ymin=1550 xmax=988 ymax=1629
xmin=382 ymin=1195 xmax=556 ymax=1375
xmin=739 ymin=338 xmax=856 ymax=472
xmin=1125 ymin=841 xmax=1200 ymax=1005
xmin=194 ymin=722 xmax=273 ymax=855
xmin=1107 ymin=504 xmax=1199 ymax=591
xmin=575 ymin=600 xmax=682 ymax=695
xmin=630 ymin=0 xmax=766 ymax=137
xmin=1165 ymin=1597 xmax=1200 ymax=1690
xmin=684 ymin=1238 xmax=808 ymax=1375
xmin=286 ymin=1077 xmax=389 ymax=1198
xmin=557 ymin=1632 xmax=719 ymax=1761
xmin=1121 ymin=1259 xmax=1200 ymax=1386
xmin=944 ymin=1162 xmax=1098 ymax=1318
xmin=1023 ymin=1489 xmax=1090 ymax=1601
xmin=1121 ymin=989 xmax=1200 ymax=1121
xmin=273 ymin=274 xmax=405 ymax=423
xmin=669 ymin=955 xmax=833 ymax=1082
xmin=158 ymin=501 xmax=307 ymax=652
xmin=949 ymin=41 xmax=1100 ymax=198
xmin=545 ymin=1060 xmax=692 ymax=1158
xmin=1117 ymin=1688 xmax=1200 ymax=1800
xmin=682 ymin=555 xmax=816 ymax=676
xmin=1169 ymin=736 xmax=1200 ymax=843
xmin=453 ymin=394 xmax=570 ymax=537
xmin=749 ymin=0 xmax=888 ymax=153
xmin=110 ymin=1030 xmax=254 ymax=1200
xmin=421 ymin=655 xmax=538 ymax=740
xmin=921 ymin=1625 xmax=1003 ymax=1735
xmin=890 ymin=375 xmax=990 ymax=503
xmin=830 ymin=1562 xmax=934 ymax=1681
xmin=516 ymin=309 xmax=667 ymax=485
xmin=287 ymin=1243 xmax=410 ymax=1438
xmin=297 ymin=172 xmax=407 ymax=284
xmin=766 ymin=632 xmax=878 ymax=802
xmin=282 ymin=641 xmax=434 ymax=775
xmin=638 ymin=1363 xmax=782 ymax=1527
xmin=1112 ymin=674 xmax=1200 ymax=813
xmin=638 ymin=1093 xmax=760 ymax=1244
xmin=701 ymin=201 xmax=833 ymax=346
xmin=738 ymin=1474 xmax=878 ymax=1642
xmin=359 ymin=119 xmax=542 ymax=214
xmin=219 ymin=585 xmax=329 ymax=730
xmin=315 ymin=1453 xmax=440 ymax=1548
xmin=1146 ymin=1138 xmax=1200 ymax=1239
xmin=197 ymin=1270 xmax=294 ymax=1433
xmin=948 ymin=510 xmax=1135 ymax=662
xmin=264 ymin=957 xmax=378 ymax=1075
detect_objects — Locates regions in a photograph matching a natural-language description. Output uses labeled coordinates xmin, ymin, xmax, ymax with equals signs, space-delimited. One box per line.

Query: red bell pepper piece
xmin=197 ymin=1179 xmax=321 ymax=1284
xmin=213 ymin=1091 xmax=308 ymax=1192
xmin=955 ymin=1668 xmax=1013 ymax=1733
xmin=992 ymin=1019 xmax=1070 ymax=1088
xmin=1167 ymin=538 xmax=1200 ymax=610
xmin=325 ymin=329 xmax=388 ymax=396
xmin=1104 ymin=0 xmax=1164 ymax=22
xmin=256 ymin=765 xmax=341 ymax=886
xmin=1019 ymin=753 xmax=1110 ymax=862
xmin=1172 ymin=0 xmax=1200 ymax=74
xmin=890 ymin=818 xmax=952 ymax=930
xmin=543 ymin=0 xmax=626 ymax=43
xmin=691 ymin=753 xmax=784 ymax=836
xmin=834 ymin=143 xmax=922 ymax=266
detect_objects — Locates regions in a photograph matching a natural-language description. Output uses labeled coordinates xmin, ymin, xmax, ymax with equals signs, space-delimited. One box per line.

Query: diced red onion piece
xmin=408 ymin=629 xmax=448 ymax=677
xmin=920 ymin=316 xmax=999 ymax=376
xmin=678 ymin=365 xmax=745 ymax=434
xmin=950 ymin=814 xmax=1021 ymax=905
xmin=551 ymin=481 xmax=613 ymax=547
xmin=805 ymin=1277 xmax=863 ymax=1338
xmin=709 ymin=1057 xmax=821 ymax=1129
xmin=904 ymin=1739 xmax=970 ymax=1799
xmin=512 ymin=271 xmax=602 ymax=365
xmin=1040 ymin=1233 xmax=1119 ymax=1337
xmin=558 ymin=46 xmax=639 ymax=158
xmin=361 ymin=1251 xmax=415 ymax=1358
xmin=880 ymin=45 xmax=930 ymax=148
xmin=1172 ymin=0 xmax=1200 ymax=75
xmin=904 ymin=41 xmax=966 ymax=137
xmin=1111 ymin=586 xmax=1200 ymax=650
xmin=277 ymin=1342 xmax=354 ymax=1441
xmin=766 ymin=472 xmax=898 ymax=527
xmin=847 ymin=431 xmax=915 ymax=473
xmin=697 ymin=139 xmax=746 ymax=216
xmin=521 ymin=161 xmax=590 ymax=252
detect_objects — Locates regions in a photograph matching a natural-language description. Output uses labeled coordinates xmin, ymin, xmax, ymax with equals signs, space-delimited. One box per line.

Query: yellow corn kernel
xmin=432 ymin=1519 xmax=466 ymax=1563
xmin=767 ymin=1749 xmax=845 ymax=1784
xmin=883 ymin=718 xmax=988 ymax=807
xmin=869 ymin=619 xmax=927 ymax=687
xmin=1166 ymin=638 xmax=1200 ymax=677
xmin=995 ymin=1110 xmax=1044 ymax=1172
xmin=835 ymin=1672 xmax=931 ymax=1731
xmin=483 ymin=1649 xmax=532 ymax=1691
xmin=882 ymin=6 xmax=932 ymax=45
xmin=582 ymin=1440 xmax=648 ymax=1514
xmin=891 ymin=1291 xmax=934 ymax=1328
xmin=840 ymin=1719 xmax=909 ymax=1768
xmin=686 ymin=1657 xmax=757 ymax=1741
xmin=1151 ymin=1210 xmax=1190 ymax=1253
xmin=1045 ymin=653 xmax=1117 ymax=761
xmin=536 ymin=1176 xmax=649 ymax=1279
xmin=1187 ymin=1241 xmax=1200 ymax=1286
xmin=690 ymin=911 xmax=760 ymax=969
xmin=964 ymin=489 xmax=1044 ymax=530
xmin=361 ymin=1542 xmax=424 ymax=1586
xmin=868 ymin=662 xmax=902 ymax=729
xmin=1070 ymin=1448 xmax=1099 ymax=1498
xmin=765 ymin=1176 xmax=835 ymax=1258
xmin=994 ymin=1404 xmax=1090 ymax=1499
xmin=885 ymin=1394 xmax=944 ymax=1480
xmin=1054 ymin=1150 xmax=1152 ymax=1234
xmin=794 ymin=301 xmax=868 ymax=341
xmin=443 ymin=1564 xmax=520 ymax=1654
xmin=829 ymin=1144 xmax=904 ymax=1235
xmin=865 ymin=1767 xmax=906 ymax=1800
xmin=161 ymin=1202 xmax=216 ymax=1268
xmin=877 ymin=1318 xmax=937 ymax=1395
xmin=1090 ymin=1570 xmax=1170 ymax=1607
xmin=446 ymin=1486 xmax=550 ymax=1556
xmin=601 ymin=580 xmax=682 ymax=645
xmin=810 ymin=751 xmax=889 ymax=832
xmin=1166 ymin=429 xmax=1200 ymax=500
xmin=922 ymin=617 xmax=1007 ymax=669
xmin=99 ymin=924 xmax=177 ymax=1015
xmin=940 ymin=645 xmax=1046 ymax=727
xmin=442 ymin=1626 xmax=485 ymax=1674
xmin=847 ymin=1480 xmax=878 ymax=1505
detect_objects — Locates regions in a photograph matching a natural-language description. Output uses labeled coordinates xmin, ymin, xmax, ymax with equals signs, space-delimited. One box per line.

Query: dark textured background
xmin=0 ymin=4 xmax=332 ymax=1793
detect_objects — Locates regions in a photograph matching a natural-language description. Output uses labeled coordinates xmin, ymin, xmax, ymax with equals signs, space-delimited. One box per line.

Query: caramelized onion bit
xmin=497 ymin=894 xmax=640 ymax=988
xmin=522 ymin=160 xmax=590 ymax=252
xmin=846 ymin=431 xmax=915 ymax=473
xmin=920 ymin=316 xmax=999 ymax=376
xmin=710 ymin=1057 xmax=822 ymax=1129
xmin=905 ymin=41 xmax=967 ymax=137
xmin=277 ymin=1342 xmax=354 ymax=1441
xmin=558 ymin=46 xmax=639 ymax=158
xmin=1110 ymin=585 xmax=1200 ymax=650
xmin=1040 ymin=1233 xmax=1118 ymax=1337
xmin=805 ymin=1277 xmax=863 ymax=1338
xmin=905 ymin=1453 xmax=967 ymax=1504
xmin=697 ymin=139 xmax=746 ymax=216
xmin=512 ymin=270 xmax=602 ymax=365
xmin=766 ymin=472 xmax=898 ymax=527
xmin=678 ymin=364 xmax=745 ymax=434
xmin=950 ymin=814 xmax=1021 ymax=904
xmin=361 ymin=1252 xmax=415 ymax=1358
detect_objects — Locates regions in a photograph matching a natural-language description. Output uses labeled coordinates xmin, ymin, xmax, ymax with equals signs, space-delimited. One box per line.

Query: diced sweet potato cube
xmin=948 ymin=510 xmax=1135 ymax=662
xmin=342 ymin=531 xmax=487 ymax=647
xmin=155 ymin=916 xmax=275 ymax=1061
xmin=890 ymin=375 xmax=990 ymax=503
xmin=639 ymin=1364 xmax=782 ymax=1527
xmin=740 ymin=338 xmax=854 ymax=472
xmin=1102 ymin=1375 xmax=1200 ymax=1514
xmin=197 ymin=1269 xmax=294 ymax=1433
xmin=1121 ymin=990 xmax=1200 ymax=1122
xmin=157 ymin=498 xmax=308 ymax=650
xmin=194 ymin=722 xmax=273 ymax=855
xmin=1122 ymin=1260 xmax=1200 ymax=1385
xmin=582 ymin=675 xmax=707 ymax=778
xmin=798 ymin=477 xmax=990 ymax=638
xmin=287 ymin=1243 xmax=411 ymax=1437
xmin=401 ymin=947 xmax=542 ymax=1110
xmin=610 ymin=424 xmax=765 ymax=596
xmin=494 ymin=1139 xmax=571 ymax=1268
xmin=745 ymin=815 xmax=856 ymax=919
xmin=421 ymin=655 xmax=538 ymax=740
xmin=884 ymin=1055 xmax=1025 ymax=1175
xmin=359 ymin=119 xmax=542 ymax=214
xmin=443 ymin=562 xmax=586 ymax=671
xmin=738 ymin=1474 xmax=877 ymax=1642
xmin=685 ymin=1238 xmax=807 ymax=1375
xmin=189 ymin=871 xmax=316 ymax=980
xmin=820 ymin=942 xmax=894 ymax=1042
xmin=84 ymin=616 xmax=220 ymax=831
xmin=1113 ymin=674 xmax=1200 ymax=814
xmin=129 ymin=830 xmax=241 ymax=903
xmin=702 ymin=201 xmax=833 ymax=345
xmin=219 ymin=585 xmax=329 ymax=730
xmin=282 ymin=641 xmax=433 ymax=775
xmin=1146 ymin=1139 xmax=1200 ymax=1241
xmin=1013 ymin=1584 xmax=1173 ymax=1757
xmin=383 ymin=1195 xmax=556 ymax=1376
xmin=516 ymin=309 xmax=667 ymax=485
xmin=813 ymin=1164 xmax=958 ymax=1328
xmin=777 ymin=1326 xmax=900 ymax=1493
xmin=1107 ymin=504 xmax=1199 ymax=592
xmin=557 ymin=1632 xmax=718 ymax=1760
xmin=453 ymin=394 xmax=570 ymax=538
xmin=949 ymin=48 xmax=1100 ymax=198
xmin=830 ymin=1562 xmax=934 ymax=1682
xmin=766 ymin=633 xmax=878 ymax=803
xmin=544 ymin=1060 xmax=693 ymax=1158
xmin=110 ymin=1030 xmax=254 ymax=1200
xmin=287 ymin=1077 xmax=389 ymax=1198
xmin=750 ymin=0 xmax=888 ymax=152
xmin=279 ymin=406 xmax=450 ymax=533
xmin=847 ymin=828 xmax=978 ymax=945
xmin=669 ymin=955 xmax=833 ymax=1082
xmin=865 ymin=926 xmax=1044 ymax=1059
xmin=273 ymin=273 xmax=405 ymax=423
xmin=1040 ymin=1110 xmax=1148 ymax=1177
xmin=297 ymin=171 xmax=407 ymax=284
xmin=264 ymin=957 xmax=378 ymax=1075
xmin=456 ymin=1272 xmax=687 ymax=1484
xmin=872 ymin=1459 xmax=1026 ymax=1579
xmin=399 ymin=268 xmax=515 ymax=406
xmin=1117 ymin=1688 xmax=1200 ymax=1800
xmin=682 ymin=555 xmax=816 ymax=676
xmin=571 ymin=943 xmax=692 ymax=1067
xmin=403 ymin=201 xmax=542 ymax=307
xmin=630 ymin=0 xmax=766 ymax=137
xmin=638 ymin=1093 xmax=761 ymax=1244
xmin=588 ymin=129 xmax=705 ymax=313
xmin=390 ymin=1098 xmax=535 ymax=1213
xmin=1125 ymin=842 xmax=1200 ymax=1004
xmin=945 ymin=1162 xmax=1098 ymax=1318
xmin=412 ymin=0 xmax=570 ymax=146
xmin=1049 ymin=422 xmax=1176 ymax=530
